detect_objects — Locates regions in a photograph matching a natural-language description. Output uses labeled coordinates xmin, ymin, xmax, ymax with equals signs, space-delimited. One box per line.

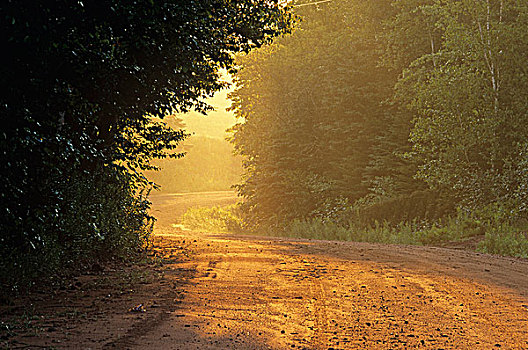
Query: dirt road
xmin=5 ymin=192 xmax=528 ymax=349
xmin=118 ymin=192 xmax=528 ymax=349
xmin=111 ymin=230 xmax=526 ymax=350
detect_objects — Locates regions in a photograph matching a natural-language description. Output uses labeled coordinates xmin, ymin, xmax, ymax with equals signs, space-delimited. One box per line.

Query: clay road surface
xmin=112 ymin=191 xmax=528 ymax=349
xmin=11 ymin=191 xmax=526 ymax=349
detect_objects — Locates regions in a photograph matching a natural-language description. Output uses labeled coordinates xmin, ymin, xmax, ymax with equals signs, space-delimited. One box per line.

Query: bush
xmin=181 ymin=204 xmax=244 ymax=233
xmin=286 ymin=219 xmax=351 ymax=241
xmin=474 ymin=202 xmax=528 ymax=257
xmin=280 ymin=202 xmax=528 ymax=258
xmin=178 ymin=198 xmax=528 ymax=259
xmin=1 ymin=0 xmax=294 ymax=300
xmin=283 ymin=218 xmax=422 ymax=245
xmin=58 ymin=167 xmax=153 ymax=262
xmin=0 ymin=160 xmax=154 ymax=297
xmin=478 ymin=229 xmax=528 ymax=258
xmin=351 ymin=190 xmax=455 ymax=226
xmin=415 ymin=210 xmax=485 ymax=245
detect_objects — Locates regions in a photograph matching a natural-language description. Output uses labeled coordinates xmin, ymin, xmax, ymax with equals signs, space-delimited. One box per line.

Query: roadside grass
xmin=284 ymin=212 xmax=528 ymax=258
xmin=283 ymin=216 xmax=482 ymax=246
xmin=478 ymin=228 xmax=528 ymax=258
xmin=0 ymin=308 xmax=42 ymax=346
xmin=180 ymin=204 xmax=528 ymax=258
xmin=181 ymin=204 xmax=244 ymax=233
xmin=283 ymin=219 xmax=422 ymax=245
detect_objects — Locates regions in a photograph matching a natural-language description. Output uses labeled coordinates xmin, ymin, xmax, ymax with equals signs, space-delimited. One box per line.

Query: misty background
xmin=146 ymin=80 xmax=242 ymax=194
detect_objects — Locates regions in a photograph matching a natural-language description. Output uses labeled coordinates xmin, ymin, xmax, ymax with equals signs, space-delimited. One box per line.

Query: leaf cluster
xmin=229 ymin=0 xmax=528 ymax=233
xmin=0 ymin=0 xmax=294 ymax=296
xmin=229 ymin=0 xmax=428 ymax=229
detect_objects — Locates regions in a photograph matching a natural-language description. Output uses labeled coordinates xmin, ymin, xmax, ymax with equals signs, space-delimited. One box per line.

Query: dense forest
xmin=228 ymin=0 xmax=528 ymax=255
xmin=0 ymin=0 xmax=294 ymax=294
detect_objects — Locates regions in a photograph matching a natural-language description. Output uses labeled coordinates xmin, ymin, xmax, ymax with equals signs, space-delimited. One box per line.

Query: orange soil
xmin=2 ymin=191 xmax=527 ymax=349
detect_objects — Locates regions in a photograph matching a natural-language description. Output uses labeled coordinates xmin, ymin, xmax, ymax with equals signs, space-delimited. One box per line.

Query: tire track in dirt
xmin=132 ymin=193 xmax=528 ymax=349
xmin=308 ymin=276 xmax=328 ymax=349
xmin=13 ymin=229 xmax=526 ymax=349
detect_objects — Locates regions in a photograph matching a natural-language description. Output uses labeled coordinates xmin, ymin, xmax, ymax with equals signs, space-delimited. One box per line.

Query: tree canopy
xmin=0 ymin=0 xmax=294 ymax=293
xmin=229 ymin=0 xmax=528 ymax=230
xmin=394 ymin=0 xmax=528 ymax=210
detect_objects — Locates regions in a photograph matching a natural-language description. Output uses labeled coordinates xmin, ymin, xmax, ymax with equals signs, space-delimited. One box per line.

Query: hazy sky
xmin=177 ymin=72 xmax=237 ymax=139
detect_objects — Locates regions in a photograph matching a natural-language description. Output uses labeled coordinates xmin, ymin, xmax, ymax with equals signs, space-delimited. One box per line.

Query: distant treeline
xmin=147 ymin=136 xmax=242 ymax=193
xmin=230 ymin=0 xmax=528 ymax=231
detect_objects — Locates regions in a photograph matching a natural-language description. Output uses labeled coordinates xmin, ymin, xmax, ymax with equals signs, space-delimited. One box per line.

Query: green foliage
xmin=281 ymin=202 xmax=528 ymax=258
xmin=229 ymin=0 xmax=427 ymax=230
xmin=474 ymin=201 xmax=528 ymax=257
xmin=0 ymin=0 xmax=294 ymax=296
xmin=0 ymin=164 xmax=153 ymax=295
xmin=228 ymin=0 xmax=528 ymax=259
xmin=285 ymin=219 xmax=352 ymax=241
xmin=178 ymin=198 xmax=528 ymax=258
xmin=413 ymin=202 xmax=528 ymax=254
xmin=393 ymin=0 xmax=528 ymax=210
xmin=181 ymin=204 xmax=244 ymax=233
xmin=58 ymin=168 xmax=154 ymax=260
xmin=478 ymin=230 xmax=528 ymax=258
xmin=352 ymin=190 xmax=454 ymax=226
xmin=284 ymin=219 xmax=422 ymax=245
xmin=416 ymin=211 xmax=485 ymax=245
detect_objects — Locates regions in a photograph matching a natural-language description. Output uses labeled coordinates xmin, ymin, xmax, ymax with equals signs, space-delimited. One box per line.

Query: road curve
xmin=6 ymin=192 xmax=527 ymax=349
xmin=117 ymin=230 xmax=528 ymax=349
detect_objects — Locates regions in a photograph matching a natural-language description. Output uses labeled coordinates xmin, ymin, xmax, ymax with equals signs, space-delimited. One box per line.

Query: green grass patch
xmin=281 ymin=219 xmax=421 ymax=245
xmin=180 ymin=202 xmax=528 ymax=258
xmin=478 ymin=228 xmax=528 ymax=258
xmin=181 ymin=204 xmax=244 ymax=233
xmin=283 ymin=205 xmax=528 ymax=258
xmin=283 ymin=219 xmax=421 ymax=245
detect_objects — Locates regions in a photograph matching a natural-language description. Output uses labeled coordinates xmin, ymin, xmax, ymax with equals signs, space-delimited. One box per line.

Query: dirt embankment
xmin=2 ymin=192 xmax=527 ymax=349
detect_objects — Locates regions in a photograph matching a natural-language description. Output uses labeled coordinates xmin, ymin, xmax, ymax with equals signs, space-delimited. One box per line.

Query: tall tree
xmin=229 ymin=0 xmax=428 ymax=228
xmin=0 ymin=0 xmax=294 ymax=291
xmin=394 ymin=0 xmax=528 ymax=210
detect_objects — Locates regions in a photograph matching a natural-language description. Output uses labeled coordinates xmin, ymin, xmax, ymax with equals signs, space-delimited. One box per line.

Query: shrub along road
xmin=3 ymin=192 xmax=528 ymax=349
